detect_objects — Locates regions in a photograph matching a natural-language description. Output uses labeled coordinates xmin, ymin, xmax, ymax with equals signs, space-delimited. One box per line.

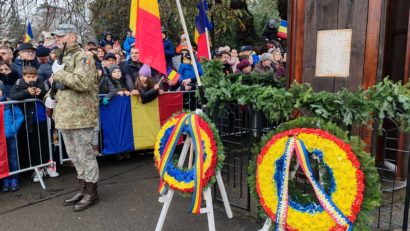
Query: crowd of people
xmin=0 ymin=20 xmax=286 ymax=194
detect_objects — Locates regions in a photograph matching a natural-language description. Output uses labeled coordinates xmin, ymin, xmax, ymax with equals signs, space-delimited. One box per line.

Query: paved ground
xmin=0 ymin=154 xmax=261 ymax=231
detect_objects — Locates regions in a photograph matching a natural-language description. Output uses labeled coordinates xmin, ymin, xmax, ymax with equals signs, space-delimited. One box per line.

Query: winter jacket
xmin=51 ymin=44 xmax=99 ymax=129
xmin=178 ymin=62 xmax=203 ymax=83
xmin=120 ymin=60 xmax=143 ymax=91
xmin=138 ymin=87 xmax=159 ymax=104
xmin=0 ymin=71 xmax=19 ymax=97
xmin=99 ymin=75 xmax=117 ymax=100
xmin=8 ymin=78 xmax=47 ymax=128
xmin=111 ymin=78 xmax=127 ymax=91
xmin=163 ymin=38 xmax=176 ymax=69
xmin=253 ymin=63 xmax=275 ymax=74
xmin=123 ymin=36 xmax=135 ymax=57
xmin=11 ymin=59 xmax=40 ymax=78
xmin=37 ymin=62 xmax=53 ymax=82
xmin=4 ymin=104 xmax=24 ymax=138
xmin=120 ymin=60 xmax=161 ymax=90
xmin=262 ymin=25 xmax=278 ymax=41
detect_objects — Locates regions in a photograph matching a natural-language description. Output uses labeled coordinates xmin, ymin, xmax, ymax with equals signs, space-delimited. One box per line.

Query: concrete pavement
xmin=0 ymin=154 xmax=261 ymax=231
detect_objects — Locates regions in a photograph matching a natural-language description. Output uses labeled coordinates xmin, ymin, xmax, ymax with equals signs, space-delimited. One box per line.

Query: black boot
xmin=73 ymin=182 xmax=99 ymax=212
xmin=64 ymin=179 xmax=86 ymax=206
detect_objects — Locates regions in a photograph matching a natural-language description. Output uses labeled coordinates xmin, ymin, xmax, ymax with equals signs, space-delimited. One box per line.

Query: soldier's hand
xmin=118 ymin=91 xmax=124 ymax=96
xmin=124 ymin=91 xmax=131 ymax=96
xmin=52 ymin=60 xmax=65 ymax=74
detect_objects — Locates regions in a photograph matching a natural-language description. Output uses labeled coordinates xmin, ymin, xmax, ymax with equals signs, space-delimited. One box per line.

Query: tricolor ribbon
xmin=157 ymin=114 xmax=204 ymax=214
xmin=276 ymin=137 xmax=353 ymax=231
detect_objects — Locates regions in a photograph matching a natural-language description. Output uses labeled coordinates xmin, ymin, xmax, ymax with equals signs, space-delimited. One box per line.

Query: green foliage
xmin=247 ymin=0 xmax=280 ymax=41
xmin=248 ymin=117 xmax=382 ymax=230
xmin=202 ymin=60 xmax=410 ymax=132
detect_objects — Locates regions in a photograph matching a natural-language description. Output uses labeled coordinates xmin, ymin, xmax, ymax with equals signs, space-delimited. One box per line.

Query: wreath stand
xmin=155 ymin=136 xmax=233 ymax=231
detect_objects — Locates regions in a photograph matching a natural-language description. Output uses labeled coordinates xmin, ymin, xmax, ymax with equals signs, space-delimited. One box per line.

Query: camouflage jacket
xmin=52 ymin=44 xmax=99 ymax=129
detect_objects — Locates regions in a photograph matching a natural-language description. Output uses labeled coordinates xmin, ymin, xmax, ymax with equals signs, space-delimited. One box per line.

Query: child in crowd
xmin=135 ymin=64 xmax=164 ymax=104
xmin=229 ymin=49 xmax=240 ymax=73
xmin=178 ymin=53 xmax=203 ymax=91
xmin=8 ymin=66 xmax=58 ymax=182
xmin=1 ymin=83 xmax=25 ymax=192
xmin=108 ymin=64 xmax=130 ymax=96
xmin=98 ymin=66 xmax=117 ymax=106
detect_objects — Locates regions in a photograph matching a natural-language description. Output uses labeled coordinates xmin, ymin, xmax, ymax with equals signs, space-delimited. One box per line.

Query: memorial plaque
xmin=315 ymin=29 xmax=352 ymax=77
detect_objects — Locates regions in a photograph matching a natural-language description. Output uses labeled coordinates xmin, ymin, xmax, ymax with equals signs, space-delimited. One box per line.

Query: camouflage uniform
xmin=52 ymin=44 xmax=99 ymax=183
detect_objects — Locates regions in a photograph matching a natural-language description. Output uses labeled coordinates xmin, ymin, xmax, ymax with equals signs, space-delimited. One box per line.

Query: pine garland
xmin=202 ymin=60 xmax=410 ymax=132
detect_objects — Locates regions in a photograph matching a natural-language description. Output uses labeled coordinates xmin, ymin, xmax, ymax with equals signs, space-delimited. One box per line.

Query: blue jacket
xmin=4 ymin=104 xmax=24 ymax=138
xmin=123 ymin=36 xmax=135 ymax=57
xmin=163 ymin=38 xmax=176 ymax=69
xmin=178 ymin=62 xmax=203 ymax=83
xmin=11 ymin=59 xmax=40 ymax=78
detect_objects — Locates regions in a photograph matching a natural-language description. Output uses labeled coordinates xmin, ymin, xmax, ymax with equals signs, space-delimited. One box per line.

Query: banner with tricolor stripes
xmin=99 ymin=93 xmax=183 ymax=155
xmin=0 ymin=105 xmax=10 ymax=179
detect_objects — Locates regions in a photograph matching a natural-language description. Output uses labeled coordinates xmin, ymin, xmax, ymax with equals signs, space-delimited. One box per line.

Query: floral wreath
xmin=154 ymin=112 xmax=224 ymax=213
xmin=248 ymin=117 xmax=381 ymax=231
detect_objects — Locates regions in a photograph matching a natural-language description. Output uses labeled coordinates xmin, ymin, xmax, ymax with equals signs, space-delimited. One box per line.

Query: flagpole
xmin=205 ymin=28 xmax=212 ymax=60
xmin=175 ymin=0 xmax=202 ymax=86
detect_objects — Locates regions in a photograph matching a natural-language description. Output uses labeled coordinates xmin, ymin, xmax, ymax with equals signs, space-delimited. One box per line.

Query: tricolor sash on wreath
xmin=276 ymin=137 xmax=353 ymax=231
xmin=157 ymin=114 xmax=204 ymax=214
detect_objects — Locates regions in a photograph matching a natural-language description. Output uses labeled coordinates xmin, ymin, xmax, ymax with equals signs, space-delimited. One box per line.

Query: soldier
xmin=45 ymin=24 xmax=100 ymax=212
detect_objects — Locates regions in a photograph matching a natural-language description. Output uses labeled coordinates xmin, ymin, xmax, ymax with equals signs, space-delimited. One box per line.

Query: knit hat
xmin=108 ymin=64 xmax=121 ymax=76
xmin=236 ymin=59 xmax=251 ymax=71
xmin=36 ymin=45 xmax=51 ymax=57
xmin=139 ymin=64 xmax=152 ymax=77
xmin=260 ymin=53 xmax=273 ymax=62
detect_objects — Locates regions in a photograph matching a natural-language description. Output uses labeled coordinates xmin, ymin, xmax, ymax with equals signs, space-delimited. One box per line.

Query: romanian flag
xmin=99 ymin=93 xmax=183 ymax=155
xmin=278 ymin=19 xmax=288 ymax=39
xmin=194 ymin=1 xmax=212 ymax=60
xmin=0 ymin=106 xmax=9 ymax=179
xmin=24 ymin=22 xmax=34 ymax=43
xmin=167 ymin=68 xmax=180 ymax=85
xmin=134 ymin=0 xmax=167 ymax=75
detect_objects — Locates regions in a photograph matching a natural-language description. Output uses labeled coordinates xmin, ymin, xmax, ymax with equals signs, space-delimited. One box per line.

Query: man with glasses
xmin=45 ymin=24 xmax=100 ymax=212
xmin=0 ymin=45 xmax=13 ymax=65
xmin=11 ymin=43 xmax=40 ymax=78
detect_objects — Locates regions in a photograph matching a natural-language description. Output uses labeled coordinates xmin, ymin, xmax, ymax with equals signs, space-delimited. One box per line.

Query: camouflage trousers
xmin=61 ymin=128 xmax=99 ymax=183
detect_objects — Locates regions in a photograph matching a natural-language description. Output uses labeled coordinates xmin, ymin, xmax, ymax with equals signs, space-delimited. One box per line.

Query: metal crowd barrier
xmin=0 ymin=99 xmax=54 ymax=189
xmin=57 ymin=90 xmax=197 ymax=164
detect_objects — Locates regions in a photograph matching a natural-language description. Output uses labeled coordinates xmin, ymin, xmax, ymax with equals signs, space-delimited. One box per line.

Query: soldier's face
xmin=55 ymin=33 xmax=77 ymax=48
